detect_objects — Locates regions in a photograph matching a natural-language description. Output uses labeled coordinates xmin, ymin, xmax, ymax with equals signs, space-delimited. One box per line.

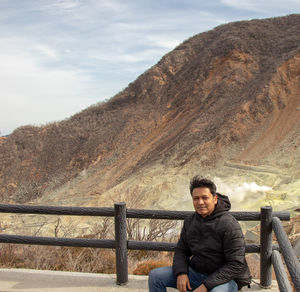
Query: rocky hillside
xmin=0 ymin=14 xmax=300 ymax=217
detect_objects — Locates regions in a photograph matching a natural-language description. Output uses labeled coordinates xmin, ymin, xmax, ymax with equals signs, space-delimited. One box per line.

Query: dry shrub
xmin=246 ymin=253 xmax=260 ymax=279
xmin=0 ymin=244 xmax=20 ymax=267
xmin=127 ymin=218 xmax=179 ymax=242
xmin=0 ymin=192 xmax=180 ymax=274
xmin=133 ymin=258 xmax=172 ymax=275
xmin=0 ymin=243 xmax=174 ymax=276
xmin=0 ymin=244 xmax=116 ymax=274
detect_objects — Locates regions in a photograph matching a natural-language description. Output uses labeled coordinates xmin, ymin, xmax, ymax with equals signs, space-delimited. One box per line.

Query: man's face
xmin=192 ymin=187 xmax=218 ymax=218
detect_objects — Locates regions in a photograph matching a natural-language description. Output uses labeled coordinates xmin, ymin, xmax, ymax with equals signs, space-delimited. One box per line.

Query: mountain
xmin=0 ymin=14 xmax=300 ymax=217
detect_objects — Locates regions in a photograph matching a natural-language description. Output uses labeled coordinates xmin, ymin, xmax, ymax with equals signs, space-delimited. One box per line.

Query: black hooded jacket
xmin=172 ymin=193 xmax=252 ymax=290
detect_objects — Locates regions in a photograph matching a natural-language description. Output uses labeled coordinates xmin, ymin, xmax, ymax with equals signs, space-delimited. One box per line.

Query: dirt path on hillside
xmin=224 ymin=161 xmax=281 ymax=174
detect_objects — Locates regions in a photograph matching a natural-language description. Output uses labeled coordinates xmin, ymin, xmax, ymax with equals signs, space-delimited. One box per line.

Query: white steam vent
xmin=213 ymin=177 xmax=272 ymax=204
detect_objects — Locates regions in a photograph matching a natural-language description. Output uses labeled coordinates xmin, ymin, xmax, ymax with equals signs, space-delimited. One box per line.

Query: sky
xmin=1 ymin=0 xmax=300 ymax=135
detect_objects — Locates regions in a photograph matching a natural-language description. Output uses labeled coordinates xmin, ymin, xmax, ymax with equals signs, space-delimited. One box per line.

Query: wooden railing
xmin=0 ymin=203 xmax=298 ymax=291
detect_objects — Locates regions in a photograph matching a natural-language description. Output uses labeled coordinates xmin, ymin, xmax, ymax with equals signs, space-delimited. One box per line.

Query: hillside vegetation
xmin=0 ymin=15 xmax=299 ymax=218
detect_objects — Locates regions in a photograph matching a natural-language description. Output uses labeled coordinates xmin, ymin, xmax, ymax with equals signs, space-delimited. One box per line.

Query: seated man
xmin=148 ymin=176 xmax=251 ymax=292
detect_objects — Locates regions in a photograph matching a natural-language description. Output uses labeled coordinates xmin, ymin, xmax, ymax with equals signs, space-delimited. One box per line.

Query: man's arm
xmin=202 ymin=215 xmax=248 ymax=290
xmin=172 ymin=218 xmax=192 ymax=277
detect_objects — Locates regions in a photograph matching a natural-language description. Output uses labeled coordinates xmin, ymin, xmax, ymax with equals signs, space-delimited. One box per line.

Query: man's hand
xmin=194 ymin=284 xmax=208 ymax=292
xmin=176 ymin=274 xmax=192 ymax=292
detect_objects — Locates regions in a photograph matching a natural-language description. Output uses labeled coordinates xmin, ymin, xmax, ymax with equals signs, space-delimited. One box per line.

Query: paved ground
xmin=0 ymin=269 xmax=279 ymax=292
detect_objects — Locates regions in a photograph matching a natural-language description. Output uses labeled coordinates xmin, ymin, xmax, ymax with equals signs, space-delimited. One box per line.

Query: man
xmin=148 ymin=176 xmax=251 ymax=292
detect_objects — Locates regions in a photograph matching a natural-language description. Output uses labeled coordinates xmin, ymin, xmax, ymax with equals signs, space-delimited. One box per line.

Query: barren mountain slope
xmin=236 ymin=56 xmax=300 ymax=165
xmin=0 ymin=15 xmax=300 ymax=216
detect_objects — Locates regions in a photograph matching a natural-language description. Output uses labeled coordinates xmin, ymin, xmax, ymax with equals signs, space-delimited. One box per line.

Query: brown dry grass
xmin=0 ymin=244 xmax=116 ymax=273
xmin=133 ymin=257 xmax=172 ymax=275
xmin=0 ymin=244 xmax=174 ymax=276
xmin=0 ymin=214 xmax=179 ymax=275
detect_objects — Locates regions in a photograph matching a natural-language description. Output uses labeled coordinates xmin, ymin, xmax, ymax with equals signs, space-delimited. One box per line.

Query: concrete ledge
xmin=0 ymin=269 xmax=279 ymax=292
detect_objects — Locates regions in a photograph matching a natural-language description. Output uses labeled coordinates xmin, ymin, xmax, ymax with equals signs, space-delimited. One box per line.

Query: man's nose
xmin=198 ymin=198 xmax=204 ymax=204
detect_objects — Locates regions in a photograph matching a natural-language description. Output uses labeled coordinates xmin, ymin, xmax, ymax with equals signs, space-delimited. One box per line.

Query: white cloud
xmin=221 ymin=0 xmax=300 ymax=13
xmin=0 ymin=38 xmax=105 ymax=134
xmin=94 ymin=0 xmax=126 ymax=13
xmin=33 ymin=44 xmax=58 ymax=60
xmin=145 ymin=35 xmax=181 ymax=50
xmin=39 ymin=0 xmax=126 ymax=27
xmin=50 ymin=0 xmax=81 ymax=10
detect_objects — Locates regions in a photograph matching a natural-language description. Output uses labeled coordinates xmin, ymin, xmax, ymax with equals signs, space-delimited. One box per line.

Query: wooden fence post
xmin=114 ymin=202 xmax=128 ymax=285
xmin=260 ymin=206 xmax=273 ymax=288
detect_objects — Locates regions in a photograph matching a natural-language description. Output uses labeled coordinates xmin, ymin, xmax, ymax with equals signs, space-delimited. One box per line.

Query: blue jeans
xmin=148 ymin=266 xmax=238 ymax=292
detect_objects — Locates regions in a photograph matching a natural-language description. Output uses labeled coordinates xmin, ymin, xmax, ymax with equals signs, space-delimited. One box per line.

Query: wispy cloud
xmin=45 ymin=0 xmax=82 ymax=11
xmin=221 ymin=0 xmax=300 ymax=14
xmin=0 ymin=48 xmax=99 ymax=130
xmin=0 ymin=35 xmax=107 ymax=134
xmin=0 ymin=0 xmax=299 ymax=135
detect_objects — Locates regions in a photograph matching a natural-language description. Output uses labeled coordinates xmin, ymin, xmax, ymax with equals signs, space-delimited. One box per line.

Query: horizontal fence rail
xmin=0 ymin=204 xmax=115 ymax=216
xmin=0 ymin=203 xmax=296 ymax=289
xmin=0 ymin=204 xmax=290 ymax=220
xmin=0 ymin=234 xmax=116 ymax=248
xmin=0 ymin=234 xmax=268 ymax=253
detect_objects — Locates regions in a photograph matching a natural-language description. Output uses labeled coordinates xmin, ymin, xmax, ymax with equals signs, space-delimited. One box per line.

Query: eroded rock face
xmin=0 ymin=15 xmax=299 ymax=218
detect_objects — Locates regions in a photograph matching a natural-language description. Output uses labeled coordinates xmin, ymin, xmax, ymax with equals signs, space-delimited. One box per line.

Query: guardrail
xmin=272 ymin=216 xmax=300 ymax=291
xmin=0 ymin=203 xmax=297 ymax=290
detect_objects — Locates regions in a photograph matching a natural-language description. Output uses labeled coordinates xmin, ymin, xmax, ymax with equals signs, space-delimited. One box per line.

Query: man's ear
xmin=214 ymin=194 xmax=218 ymax=204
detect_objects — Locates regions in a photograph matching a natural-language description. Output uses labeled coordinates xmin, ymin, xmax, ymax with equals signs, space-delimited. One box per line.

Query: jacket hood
xmin=210 ymin=192 xmax=231 ymax=218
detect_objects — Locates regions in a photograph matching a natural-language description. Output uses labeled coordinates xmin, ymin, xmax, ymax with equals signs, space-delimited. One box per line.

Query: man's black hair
xmin=190 ymin=176 xmax=217 ymax=196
